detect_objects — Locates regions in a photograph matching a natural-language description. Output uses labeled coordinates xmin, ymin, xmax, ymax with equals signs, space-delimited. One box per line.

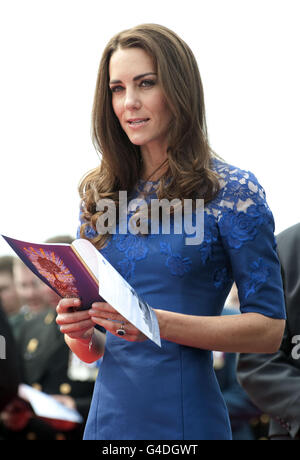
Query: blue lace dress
xmin=80 ymin=158 xmax=286 ymax=440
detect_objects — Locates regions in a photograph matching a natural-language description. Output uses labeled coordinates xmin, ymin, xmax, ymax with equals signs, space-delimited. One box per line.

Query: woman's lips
xmin=127 ymin=118 xmax=150 ymax=128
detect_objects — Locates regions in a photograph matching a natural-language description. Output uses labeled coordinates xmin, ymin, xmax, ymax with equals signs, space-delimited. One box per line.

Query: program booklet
xmin=18 ymin=383 xmax=84 ymax=423
xmin=2 ymin=235 xmax=161 ymax=347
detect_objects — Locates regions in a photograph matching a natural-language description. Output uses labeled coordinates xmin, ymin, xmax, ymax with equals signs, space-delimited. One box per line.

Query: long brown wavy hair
xmin=79 ymin=23 xmax=220 ymax=249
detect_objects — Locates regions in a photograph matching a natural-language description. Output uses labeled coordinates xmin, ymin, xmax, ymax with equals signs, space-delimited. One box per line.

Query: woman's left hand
xmin=89 ymin=302 xmax=147 ymax=342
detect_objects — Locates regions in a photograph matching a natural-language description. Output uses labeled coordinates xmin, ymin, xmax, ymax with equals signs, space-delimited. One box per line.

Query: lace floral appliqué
xmin=213 ymin=266 xmax=232 ymax=290
xmin=198 ymin=214 xmax=219 ymax=264
xmin=242 ymin=258 xmax=270 ymax=299
xmin=160 ymin=242 xmax=192 ymax=277
xmin=218 ymin=204 xmax=269 ymax=250
xmin=115 ymin=234 xmax=149 ymax=281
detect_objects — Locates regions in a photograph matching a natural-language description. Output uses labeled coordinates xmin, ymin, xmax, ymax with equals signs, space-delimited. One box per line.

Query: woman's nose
xmin=124 ymin=89 xmax=141 ymax=111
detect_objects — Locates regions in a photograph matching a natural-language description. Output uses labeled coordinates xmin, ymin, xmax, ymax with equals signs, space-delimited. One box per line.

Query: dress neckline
xmin=138 ymin=178 xmax=160 ymax=186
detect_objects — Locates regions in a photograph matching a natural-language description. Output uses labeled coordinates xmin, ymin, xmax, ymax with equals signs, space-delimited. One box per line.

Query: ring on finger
xmin=116 ymin=323 xmax=126 ymax=336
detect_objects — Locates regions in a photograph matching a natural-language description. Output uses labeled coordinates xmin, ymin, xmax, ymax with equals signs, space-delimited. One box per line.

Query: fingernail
xmin=92 ymin=302 xmax=101 ymax=308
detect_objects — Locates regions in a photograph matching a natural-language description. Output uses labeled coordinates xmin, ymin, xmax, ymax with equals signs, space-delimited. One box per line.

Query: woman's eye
xmin=110 ymin=86 xmax=123 ymax=93
xmin=140 ymin=79 xmax=156 ymax=88
xmin=110 ymin=80 xmax=156 ymax=93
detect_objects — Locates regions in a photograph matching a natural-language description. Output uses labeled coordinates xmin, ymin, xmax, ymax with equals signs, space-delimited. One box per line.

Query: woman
xmin=56 ymin=24 xmax=285 ymax=440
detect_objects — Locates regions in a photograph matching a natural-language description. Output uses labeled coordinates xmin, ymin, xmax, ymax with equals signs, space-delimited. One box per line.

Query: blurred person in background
xmin=0 ymin=298 xmax=21 ymax=410
xmin=1 ymin=258 xmax=49 ymax=342
xmin=238 ymin=223 xmax=300 ymax=440
xmin=0 ymin=297 xmax=23 ymax=439
xmin=214 ymin=285 xmax=268 ymax=440
xmin=0 ymin=256 xmax=22 ymax=334
xmin=13 ymin=258 xmax=49 ymax=315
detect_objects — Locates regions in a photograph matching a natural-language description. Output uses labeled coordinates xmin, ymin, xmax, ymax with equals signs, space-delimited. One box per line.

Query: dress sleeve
xmin=217 ymin=168 xmax=286 ymax=319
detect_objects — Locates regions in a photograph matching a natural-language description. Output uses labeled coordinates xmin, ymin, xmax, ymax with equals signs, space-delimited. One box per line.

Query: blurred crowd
xmin=0 ymin=222 xmax=300 ymax=440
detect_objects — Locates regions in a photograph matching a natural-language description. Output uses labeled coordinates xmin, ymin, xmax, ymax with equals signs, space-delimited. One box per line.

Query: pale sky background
xmin=0 ymin=0 xmax=299 ymax=257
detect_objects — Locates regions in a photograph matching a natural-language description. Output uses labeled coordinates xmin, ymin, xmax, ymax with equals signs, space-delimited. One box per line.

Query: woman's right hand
xmin=56 ymin=298 xmax=95 ymax=343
